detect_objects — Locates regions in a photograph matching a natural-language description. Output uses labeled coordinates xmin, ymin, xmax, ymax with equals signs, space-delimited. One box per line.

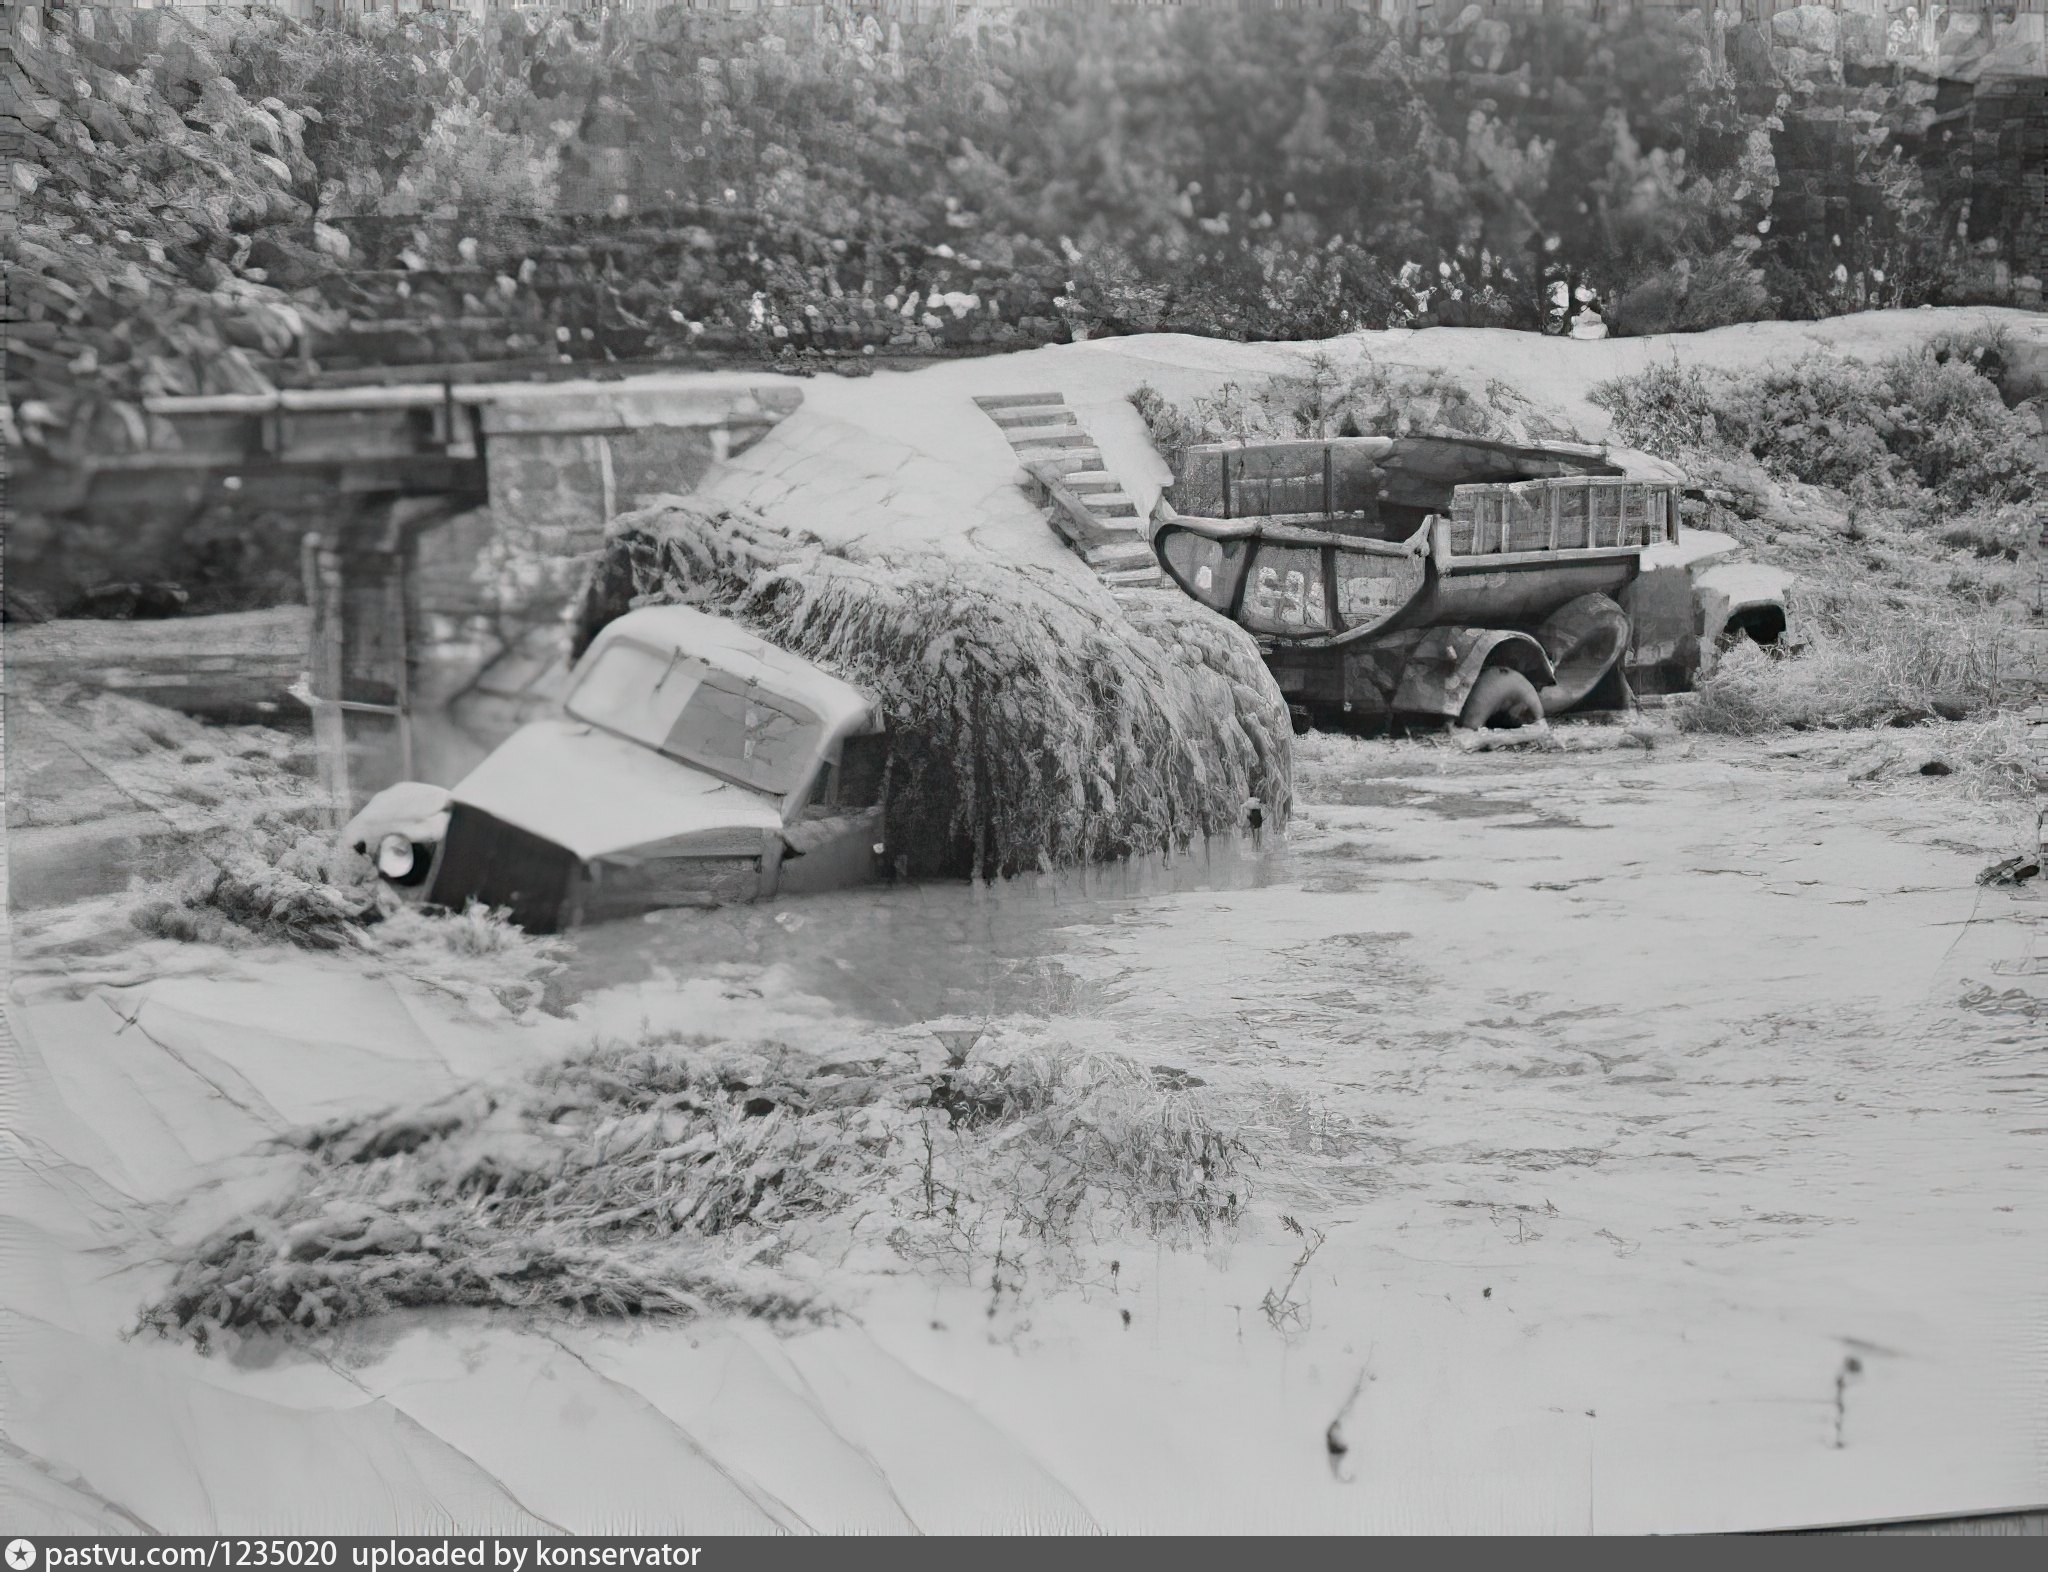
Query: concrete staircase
xmin=973 ymin=392 xmax=1166 ymax=591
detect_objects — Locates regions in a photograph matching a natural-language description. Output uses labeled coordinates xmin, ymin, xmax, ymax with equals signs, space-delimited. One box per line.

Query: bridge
xmin=13 ymin=373 xmax=802 ymax=516
xmin=11 ymin=373 xmax=805 ymax=822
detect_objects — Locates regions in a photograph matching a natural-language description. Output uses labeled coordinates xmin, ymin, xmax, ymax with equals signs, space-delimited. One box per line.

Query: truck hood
xmin=1641 ymin=527 xmax=1741 ymax=573
xmin=451 ymin=719 xmax=784 ymax=863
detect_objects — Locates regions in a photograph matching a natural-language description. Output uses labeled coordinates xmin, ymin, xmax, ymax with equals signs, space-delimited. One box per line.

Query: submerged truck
xmin=1143 ymin=434 xmax=1791 ymax=733
xmin=343 ymin=604 xmax=891 ymax=933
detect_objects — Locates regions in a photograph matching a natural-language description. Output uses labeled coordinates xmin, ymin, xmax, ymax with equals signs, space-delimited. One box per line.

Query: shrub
xmin=1681 ymin=596 xmax=2019 ymax=735
xmin=1605 ymin=244 xmax=1774 ymax=338
xmin=1592 ymin=344 xmax=2041 ymax=512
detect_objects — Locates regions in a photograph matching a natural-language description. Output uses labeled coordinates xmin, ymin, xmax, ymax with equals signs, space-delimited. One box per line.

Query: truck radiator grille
xmin=428 ymin=805 xmax=578 ymax=934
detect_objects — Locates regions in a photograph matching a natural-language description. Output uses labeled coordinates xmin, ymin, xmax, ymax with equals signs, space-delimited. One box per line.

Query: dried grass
xmin=1129 ymin=348 xmax=1576 ymax=451
xmin=136 ymin=1023 xmax=1252 ymax=1345
xmin=1842 ymin=711 xmax=2048 ymax=804
xmin=577 ymin=500 xmax=1292 ymax=880
xmin=130 ymin=808 xmax=372 ymax=951
xmin=1681 ymin=591 xmax=2023 ymax=736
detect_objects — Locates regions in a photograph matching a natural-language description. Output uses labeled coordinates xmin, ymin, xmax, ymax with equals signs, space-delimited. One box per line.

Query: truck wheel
xmin=1458 ymin=666 xmax=1544 ymax=731
xmin=1535 ymin=592 xmax=1632 ymax=716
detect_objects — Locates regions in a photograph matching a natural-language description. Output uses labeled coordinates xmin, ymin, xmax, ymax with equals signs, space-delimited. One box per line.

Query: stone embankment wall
xmin=405 ymin=383 xmax=802 ymax=786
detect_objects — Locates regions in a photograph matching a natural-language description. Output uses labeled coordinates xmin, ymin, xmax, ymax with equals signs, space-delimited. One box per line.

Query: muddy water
xmin=11 ymin=732 xmax=2046 ymax=1533
xmin=555 ymin=759 xmax=1609 ymax=1021
xmin=560 ymin=737 xmax=2047 ymax=1234
xmin=536 ymin=735 xmax=2041 ymax=1531
xmin=561 ymin=829 xmax=1298 ymax=1027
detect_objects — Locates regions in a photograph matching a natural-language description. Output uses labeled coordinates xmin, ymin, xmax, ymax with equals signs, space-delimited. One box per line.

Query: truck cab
xmin=344 ymin=605 xmax=888 ymax=933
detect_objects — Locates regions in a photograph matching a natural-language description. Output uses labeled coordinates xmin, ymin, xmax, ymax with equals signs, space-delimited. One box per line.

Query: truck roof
xmin=585 ymin=605 xmax=878 ymax=740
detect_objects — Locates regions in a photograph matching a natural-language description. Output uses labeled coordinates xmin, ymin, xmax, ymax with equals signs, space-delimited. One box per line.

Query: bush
xmin=136 ymin=1022 xmax=1252 ymax=1343
xmin=382 ymin=100 xmax=560 ymax=224
xmin=1605 ymin=244 xmax=1774 ymax=338
xmin=576 ymin=500 xmax=1292 ymax=881
xmin=1592 ymin=342 xmax=2042 ymax=512
xmin=1131 ymin=350 xmax=1563 ymax=454
xmin=1596 ymin=339 xmax=2046 ymax=738
xmin=1682 ymin=595 xmax=2019 ymax=734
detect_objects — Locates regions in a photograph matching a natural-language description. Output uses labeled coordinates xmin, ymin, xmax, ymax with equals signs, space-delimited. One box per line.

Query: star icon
xmin=6 ymin=1541 xmax=37 ymax=1571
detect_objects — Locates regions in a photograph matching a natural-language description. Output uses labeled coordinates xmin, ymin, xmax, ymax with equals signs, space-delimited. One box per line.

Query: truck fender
xmin=1534 ymin=592 xmax=1633 ymax=715
xmin=1392 ymin=627 xmax=1556 ymax=719
xmin=1693 ymin=563 xmax=1794 ymax=675
xmin=341 ymin=780 xmax=453 ymax=857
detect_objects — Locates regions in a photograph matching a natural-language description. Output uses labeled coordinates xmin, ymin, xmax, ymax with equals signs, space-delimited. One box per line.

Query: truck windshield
xmin=566 ymin=639 xmax=823 ymax=797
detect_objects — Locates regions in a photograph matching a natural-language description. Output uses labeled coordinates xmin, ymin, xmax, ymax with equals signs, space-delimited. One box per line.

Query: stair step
xmin=1028 ymin=452 xmax=1104 ymax=479
xmin=983 ymin=390 xmax=1166 ymax=590
xmin=1043 ymin=511 xmax=1085 ymax=551
xmin=993 ymin=408 xmax=1080 ymax=431
xmin=1068 ymin=517 xmax=1146 ymax=551
xmin=1085 ymin=541 xmax=1159 ymax=570
xmin=974 ymin=391 xmax=1066 ymax=410
xmin=1009 ymin=430 xmax=1094 ymax=451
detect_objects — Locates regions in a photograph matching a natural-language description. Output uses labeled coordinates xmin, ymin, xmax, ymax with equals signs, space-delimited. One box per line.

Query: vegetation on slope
xmin=1593 ymin=335 xmax=2047 ymax=741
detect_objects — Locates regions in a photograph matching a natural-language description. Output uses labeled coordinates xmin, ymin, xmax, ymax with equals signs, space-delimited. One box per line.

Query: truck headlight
xmin=376 ymin=833 xmax=417 ymax=880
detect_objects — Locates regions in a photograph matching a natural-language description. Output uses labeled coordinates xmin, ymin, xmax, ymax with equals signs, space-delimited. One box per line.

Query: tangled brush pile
xmin=9 ymin=688 xmax=567 ymax=1008
xmin=136 ymin=1024 xmax=1252 ymax=1344
xmin=576 ymin=500 xmax=1292 ymax=880
xmin=131 ymin=804 xmax=371 ymax=951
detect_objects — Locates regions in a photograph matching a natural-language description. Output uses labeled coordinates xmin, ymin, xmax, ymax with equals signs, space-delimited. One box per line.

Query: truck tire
xmin=1535 ymin=592 xmax=1632 ymax=716
xmin=1457 ymin=666 xmax=1545 ymax=731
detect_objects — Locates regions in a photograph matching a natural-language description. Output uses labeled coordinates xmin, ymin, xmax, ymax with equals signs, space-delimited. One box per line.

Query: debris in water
xmin=929 ymin=1020 xmax=988 ymax=1067
xmin=1832 ymin=1355 xmax=1864 ymax=1449
xmin=1327 ymin=1363 xmax=1370 ymax=1482
xmin=1977 ymin=855 xmax=2041 ymax=887
xmin=1455 ymin=721 xmax=1556 ymax=754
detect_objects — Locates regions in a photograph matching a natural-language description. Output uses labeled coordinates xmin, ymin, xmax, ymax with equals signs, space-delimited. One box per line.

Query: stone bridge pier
xmin=296 ymin=377 xmax=801 ymax=818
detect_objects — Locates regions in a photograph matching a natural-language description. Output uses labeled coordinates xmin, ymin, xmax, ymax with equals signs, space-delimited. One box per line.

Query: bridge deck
xmin=14 ymin=374 xmax=803 ymax=515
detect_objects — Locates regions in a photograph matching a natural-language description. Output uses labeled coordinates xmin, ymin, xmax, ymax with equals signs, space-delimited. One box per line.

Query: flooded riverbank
xmin=6 ymin=731 xmax=2044 ymax=1532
